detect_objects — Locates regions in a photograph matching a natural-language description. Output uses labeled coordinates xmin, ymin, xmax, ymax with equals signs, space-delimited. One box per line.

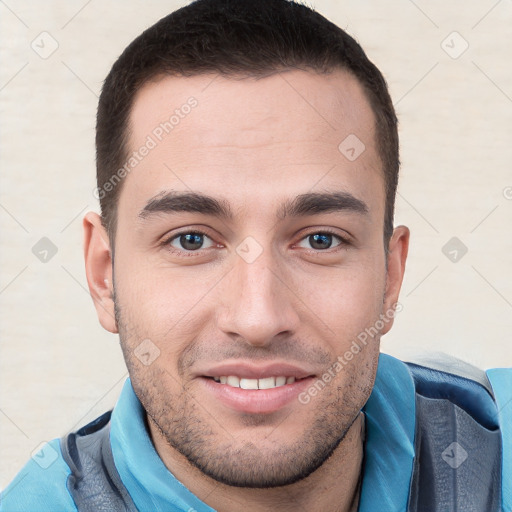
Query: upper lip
xmin=198 ymin=362 xmax=316 ymax=380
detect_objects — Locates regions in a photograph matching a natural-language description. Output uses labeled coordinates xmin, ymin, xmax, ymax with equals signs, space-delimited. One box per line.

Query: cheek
xmin=113 ymin=263 xmax=221 ymax=388
xmin=295 ymin=263 xmax=386 ymax=344
xmin=114 ymin=256 xmax=216 ymax=336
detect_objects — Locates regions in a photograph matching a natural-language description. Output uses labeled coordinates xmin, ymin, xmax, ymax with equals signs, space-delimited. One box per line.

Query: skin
xmin=84 ymin=69 xmax=409 ymax=512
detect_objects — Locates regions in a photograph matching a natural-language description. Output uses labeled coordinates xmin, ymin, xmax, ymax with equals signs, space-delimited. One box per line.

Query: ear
xmin=381 ymin=225 xmax=410 ymax=335
xmin=83 ymin=211 xmax=118 ymax=333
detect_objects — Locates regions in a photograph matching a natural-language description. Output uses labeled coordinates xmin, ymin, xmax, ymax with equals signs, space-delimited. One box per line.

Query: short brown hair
xmin=96 ymin=0 xmax=399 ymax=245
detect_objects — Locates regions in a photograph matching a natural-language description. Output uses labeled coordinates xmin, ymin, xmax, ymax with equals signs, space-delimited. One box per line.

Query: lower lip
xmin=199 ymin=377 xmax=315 ymax=414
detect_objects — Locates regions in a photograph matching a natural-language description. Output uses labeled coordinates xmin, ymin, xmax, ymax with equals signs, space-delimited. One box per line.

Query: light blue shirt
xmin=1 ymin=354 xmax=509 ymax=511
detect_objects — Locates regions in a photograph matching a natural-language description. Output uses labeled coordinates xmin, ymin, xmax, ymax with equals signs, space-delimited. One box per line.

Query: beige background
xmin=1 ymin=0 xmax=511 ymax=490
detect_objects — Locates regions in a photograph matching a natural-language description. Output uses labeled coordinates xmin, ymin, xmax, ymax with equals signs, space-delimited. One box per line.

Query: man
xmin=1 ymin=0 xmax=510 ymax=510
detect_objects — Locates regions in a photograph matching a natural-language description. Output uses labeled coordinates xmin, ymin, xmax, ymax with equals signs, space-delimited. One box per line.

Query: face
xmin=85 ymin=69 xmax=408 ymax=488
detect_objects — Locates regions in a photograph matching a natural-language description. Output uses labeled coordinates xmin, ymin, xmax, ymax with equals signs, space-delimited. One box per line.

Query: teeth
xmin=240 ymin=378 xmax=258 ymax=389
xmin=275 ymin=376 xmax=286 ymax=387
xmin=226 ymin=376 xmax=240 ymax=387
xmin=258 ymin=377 xmax=276 ymax=389
xmin=213 ymin=376 xmax=296 ymax=389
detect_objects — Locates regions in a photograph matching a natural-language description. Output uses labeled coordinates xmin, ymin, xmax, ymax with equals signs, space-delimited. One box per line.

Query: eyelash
xmin=161 ymin=228 xmax=350 ymax=255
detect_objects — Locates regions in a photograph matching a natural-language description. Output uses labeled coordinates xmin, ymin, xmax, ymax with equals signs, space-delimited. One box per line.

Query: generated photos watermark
xmin=93 ymin=97 xmax=198 ymax=201
xmin=298 ymin=302 xmax=403 ymax=404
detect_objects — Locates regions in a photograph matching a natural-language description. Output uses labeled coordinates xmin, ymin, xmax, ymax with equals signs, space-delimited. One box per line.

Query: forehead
xmin=119 ymin=69 xmax=384 ymax=224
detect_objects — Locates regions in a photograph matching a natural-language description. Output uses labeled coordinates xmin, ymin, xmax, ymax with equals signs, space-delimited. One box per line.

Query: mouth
xmin=197 ymin=363 xmax=316 ymax=414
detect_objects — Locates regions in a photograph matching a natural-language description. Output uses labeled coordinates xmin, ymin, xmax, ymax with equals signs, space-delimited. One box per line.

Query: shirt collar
xmin=359 ymin=353 xmax=416 ymax=512
xmin=110 ymin=380 xmax=216 ymax=512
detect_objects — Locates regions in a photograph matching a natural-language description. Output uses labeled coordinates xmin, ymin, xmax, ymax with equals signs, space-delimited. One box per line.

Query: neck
xmin=149 ymin=412 xmax=365 ymax=512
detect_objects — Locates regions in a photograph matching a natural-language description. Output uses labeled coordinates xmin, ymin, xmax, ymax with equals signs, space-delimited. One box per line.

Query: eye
xmin=297 ymin=232 xmax=346 ymax=251
xmin=168 ymin=232 xmax=215 ymax=251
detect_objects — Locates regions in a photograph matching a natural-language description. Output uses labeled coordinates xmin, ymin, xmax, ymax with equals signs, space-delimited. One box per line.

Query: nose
xmin=216 ymin=246 xmax=300 ymax=347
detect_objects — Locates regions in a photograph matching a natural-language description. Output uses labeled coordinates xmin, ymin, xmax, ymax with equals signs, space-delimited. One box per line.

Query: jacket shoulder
xmin=403 ymin=352 xmax=504 ymax=512
xmin=404 ymin=352 xmax=498 ymax=429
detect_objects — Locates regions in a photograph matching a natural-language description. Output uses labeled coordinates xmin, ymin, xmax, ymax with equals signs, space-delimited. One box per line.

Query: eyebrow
xmin=277 ymin=191 xmax=369 ymax=220
xmin=138 ymin=191 xmax=233 ymax=220
xmin=138 ymin=190 xmax=368 ymax=221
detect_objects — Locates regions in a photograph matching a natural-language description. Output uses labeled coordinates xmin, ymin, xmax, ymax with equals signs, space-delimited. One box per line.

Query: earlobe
xmin=382 ymin=225 xmax=410 ymax=335
xmin=83 ymin=212 xmax=118 ymax=334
